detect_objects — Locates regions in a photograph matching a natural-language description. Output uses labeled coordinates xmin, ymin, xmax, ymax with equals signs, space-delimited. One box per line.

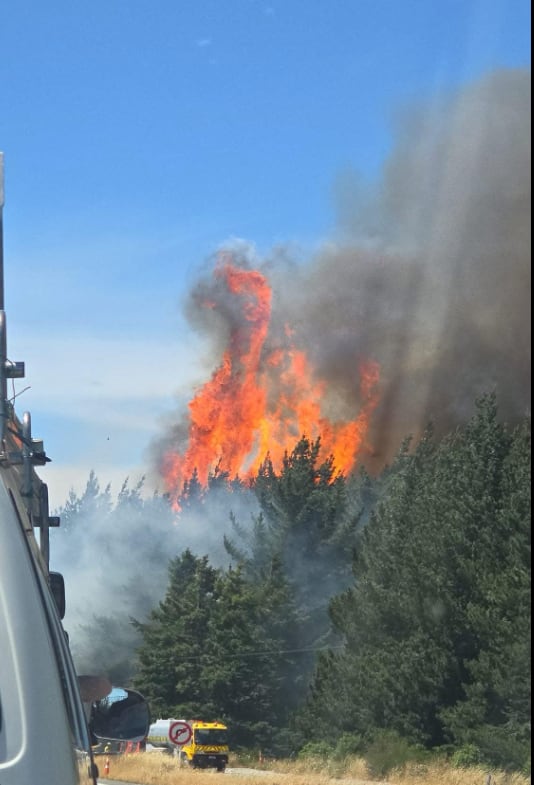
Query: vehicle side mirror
xmin=49 ymin=571 xmax=66 ymax=619
xmin=89 ymin=687 xmax=150 ymax=742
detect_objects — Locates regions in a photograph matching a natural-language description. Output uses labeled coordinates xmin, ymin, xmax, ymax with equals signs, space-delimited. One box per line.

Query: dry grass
xmin=386 ymin=759 xmax=530 ymax=785
xmin=98 ymin=752 xmax=530 ymax=785
xmin=265 ymin=757 xmax=530 ymax=785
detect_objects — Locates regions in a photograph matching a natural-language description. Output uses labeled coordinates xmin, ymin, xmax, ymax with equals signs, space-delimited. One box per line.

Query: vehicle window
xmin=195 ymin=729 xmax=228 ymax=745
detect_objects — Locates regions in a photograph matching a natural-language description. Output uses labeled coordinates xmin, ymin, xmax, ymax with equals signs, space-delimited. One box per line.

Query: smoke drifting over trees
xmin=51 ymin=473 xmax=259 ymax=681
xmin=298 ymin=68 xmax=531 ymax=465
xmin=154 ymin=68 xmax=531 ymax=478
xmin=53 ymin=69 xmax=530 ymax=710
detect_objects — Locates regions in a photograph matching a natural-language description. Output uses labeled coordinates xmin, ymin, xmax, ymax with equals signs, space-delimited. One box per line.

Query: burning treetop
xmin=161 ymin=254 xmax=380 ymax=504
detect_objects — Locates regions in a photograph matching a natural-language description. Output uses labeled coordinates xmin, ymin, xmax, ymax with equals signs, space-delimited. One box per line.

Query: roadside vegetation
xmin=99 ymin=749 xmax=531 ymax=785
xmin=65 ymin=394 xmax=531 ymax=778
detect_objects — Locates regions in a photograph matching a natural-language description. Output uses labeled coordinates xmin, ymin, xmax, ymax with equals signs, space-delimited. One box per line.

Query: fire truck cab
xmin=146 ymin=718 xmax=230 ymax=772
xmin=179 ymin=719 xmax=229 ymax=772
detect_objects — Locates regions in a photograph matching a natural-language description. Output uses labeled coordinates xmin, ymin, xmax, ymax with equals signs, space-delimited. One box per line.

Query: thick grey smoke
xmin=289 ymin=69 xmax=531 ymax=465
xmin=55 ymin=69 xmax=530 ymax=681
xmin=156 ymin=68 xmax=531 ymax=475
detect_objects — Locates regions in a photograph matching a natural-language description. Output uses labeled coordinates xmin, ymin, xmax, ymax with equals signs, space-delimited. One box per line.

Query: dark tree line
xmin=297 ymin=396 xmax=531 ymax=769
xmin=132 ymin=435 xmax=367 ymax=752
xmin=59 ymin=395 xmax=531 ymax=769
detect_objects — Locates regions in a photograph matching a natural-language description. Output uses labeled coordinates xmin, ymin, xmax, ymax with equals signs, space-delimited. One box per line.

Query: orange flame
xmin=161 ymin=257 xmax=380 ymax=503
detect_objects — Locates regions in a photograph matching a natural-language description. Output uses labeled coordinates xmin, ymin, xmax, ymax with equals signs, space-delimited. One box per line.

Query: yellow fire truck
xmin=146 ymin=718 xmax=229 ymax=772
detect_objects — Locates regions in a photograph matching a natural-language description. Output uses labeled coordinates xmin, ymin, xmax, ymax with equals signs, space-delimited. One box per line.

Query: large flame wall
xmin=161 ymin=256 xmax=380 ymax=500
xmin=155 ymin=70 xmax=530 ymax=504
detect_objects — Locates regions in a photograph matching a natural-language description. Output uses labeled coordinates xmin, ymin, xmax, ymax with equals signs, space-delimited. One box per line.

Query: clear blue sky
xmin=1 ymin=0 xmax=530 ymax=506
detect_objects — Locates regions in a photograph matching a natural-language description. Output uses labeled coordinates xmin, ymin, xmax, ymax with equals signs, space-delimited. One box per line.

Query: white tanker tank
xmin=145 ymin=718 xmax=180 ymax=748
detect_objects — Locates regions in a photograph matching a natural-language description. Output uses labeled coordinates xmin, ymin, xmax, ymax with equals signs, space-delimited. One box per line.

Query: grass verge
xmin=97 ymin=751 xmax=530 ymax=785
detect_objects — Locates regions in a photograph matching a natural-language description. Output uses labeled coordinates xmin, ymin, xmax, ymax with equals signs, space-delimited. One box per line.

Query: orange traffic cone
xmin=103 ymin=756 xmax=110 ymax=775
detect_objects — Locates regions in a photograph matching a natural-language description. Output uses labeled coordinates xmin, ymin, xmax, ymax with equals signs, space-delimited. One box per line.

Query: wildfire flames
xmin=161 ymin=255 xmax=380 ymax=503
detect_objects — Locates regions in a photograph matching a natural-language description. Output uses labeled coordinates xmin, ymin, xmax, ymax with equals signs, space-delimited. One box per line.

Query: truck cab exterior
xmin=146 ymin=718 xmax=230 ymax=772
xmin=0 ymin=408 xmax=99 ymax=783
xmin=180 ymin=720 xmax=229 ymax=772
xmin=0 ymin=153 xmax=149 ymax=784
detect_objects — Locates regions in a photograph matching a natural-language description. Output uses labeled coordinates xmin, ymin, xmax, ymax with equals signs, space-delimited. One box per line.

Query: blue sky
xmin=1 ymin=0 xmax=530 ymax=507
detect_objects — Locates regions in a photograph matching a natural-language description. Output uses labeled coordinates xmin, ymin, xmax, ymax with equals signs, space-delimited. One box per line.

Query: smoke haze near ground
xmin=51 ymin=479 xmax=259 ymax=680
xmin=155 ymin=68 xmax=531 ymax=477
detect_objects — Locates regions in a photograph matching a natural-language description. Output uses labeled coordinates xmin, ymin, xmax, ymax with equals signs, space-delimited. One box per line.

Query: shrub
xmin=333 ymin=733 xmax=364 ymax=760
xmin=365 ymin=730 xmax=428 ymax=778
xmin=451 ymin=743 xmax=482 ymax=768
xmin=297 ymin=740 xmax=334 ymax=759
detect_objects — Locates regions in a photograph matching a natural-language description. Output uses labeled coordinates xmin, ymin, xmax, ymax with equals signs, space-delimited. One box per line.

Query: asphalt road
xmin=97 ymin=772 xmax=261 ymax=784
xmin=98 ymin=771 xmax=270 ymax=783
xmin=99 ymin=770 xmax=389 ymax=784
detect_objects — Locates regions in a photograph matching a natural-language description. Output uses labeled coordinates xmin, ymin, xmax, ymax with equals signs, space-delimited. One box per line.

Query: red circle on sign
xmin=168 ymin=720 xmax=192 ymax=746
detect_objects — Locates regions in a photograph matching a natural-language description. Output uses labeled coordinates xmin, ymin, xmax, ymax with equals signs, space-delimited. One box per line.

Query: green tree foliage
xmin=299 ymin=396 xmax=530 ymax=769
xmin=439 ymin=412 xmax=531 ymax=769
xmin=58 ymin=397 xmax=529 ymax=770
xmin=223 ymin=436 xmax=374 ymax=739
xmin=204 ymin=561 xmax=301 ymax=750
xmin=227 ymin=436 xmax=369 ymax=638
xmin=133 ymin=550 xmax=301 ymax=749
xmin=133 ymin=550 xmax=219 ymax=718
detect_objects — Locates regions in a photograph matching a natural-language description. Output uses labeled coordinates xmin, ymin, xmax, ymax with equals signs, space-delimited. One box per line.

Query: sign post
xmin=168 ymin=720 xmax=193 ymax=748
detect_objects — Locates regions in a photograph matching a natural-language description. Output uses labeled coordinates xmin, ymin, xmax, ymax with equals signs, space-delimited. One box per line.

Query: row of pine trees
xmin=58 ymin=395 xmax=531 ymax=771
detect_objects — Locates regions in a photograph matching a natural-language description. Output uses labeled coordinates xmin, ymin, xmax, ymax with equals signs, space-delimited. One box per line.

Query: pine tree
xmin=224 ymin=436 xmax=361 ymax=742
xmin=58 ymin=470 xmax=113 ymax=538
xmin=299 ymin=396 xmax=531 ymax=769
xmin=440 ymin=411 xmax=531 ymax=768
xmin=133 ymin=549 xmax=303 ymax=750
xmin=202 ymin=564 xmax=287 ymax=748
xmin=133 ymin=550 xmax=220 ymax=718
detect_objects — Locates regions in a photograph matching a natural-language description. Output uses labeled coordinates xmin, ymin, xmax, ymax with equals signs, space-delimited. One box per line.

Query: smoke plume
xmin=53 ymin=69 xmax=530 ymax=680
xmin=155 ymin=68 xmax=531 ymax=480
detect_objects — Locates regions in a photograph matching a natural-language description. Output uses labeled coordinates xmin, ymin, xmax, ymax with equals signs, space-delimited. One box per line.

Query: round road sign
xmin=168 ymin=720 xmax=192 ymax=747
